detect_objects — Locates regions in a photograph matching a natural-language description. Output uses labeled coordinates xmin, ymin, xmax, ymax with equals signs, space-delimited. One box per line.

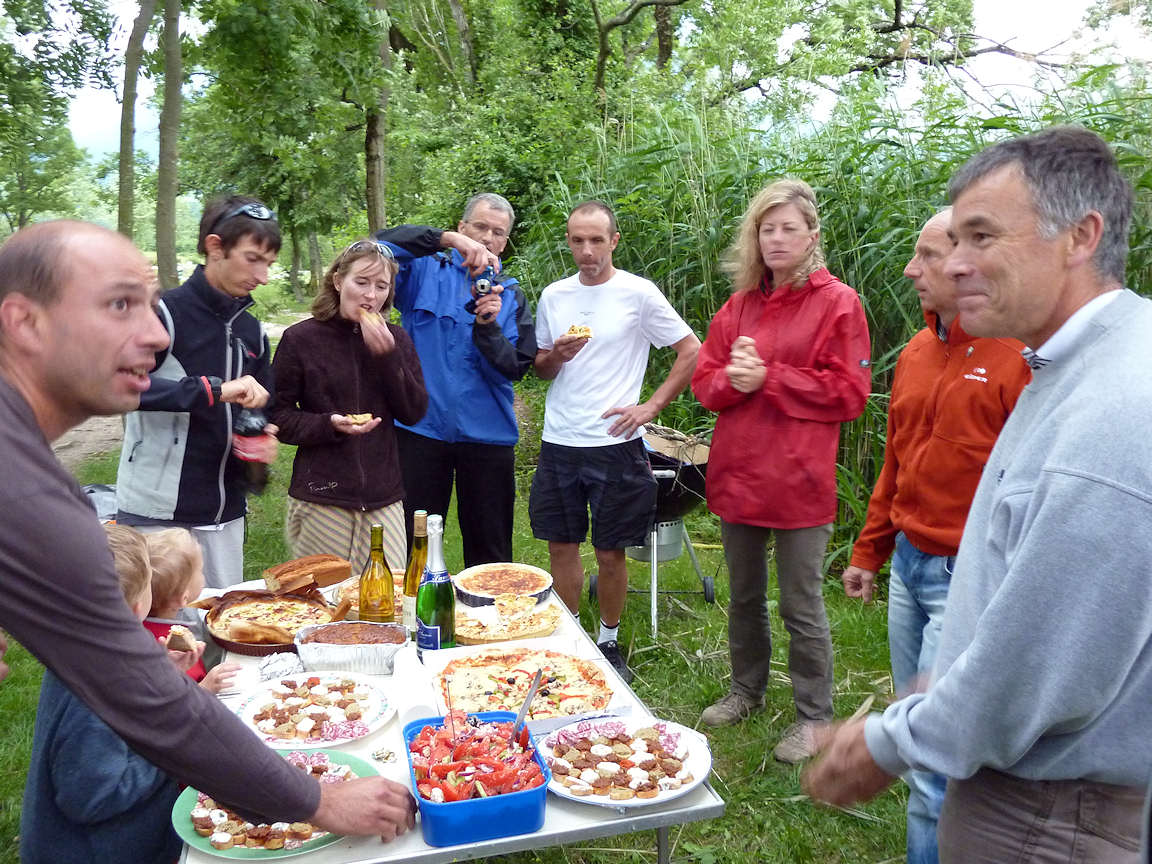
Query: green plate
xmin=171 ymin=749 xmax=378 ymax=859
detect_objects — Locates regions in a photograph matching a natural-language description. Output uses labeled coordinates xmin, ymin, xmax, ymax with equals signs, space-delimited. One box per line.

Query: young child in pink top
xmin=143 ymin=528 xmax=240 ymax=694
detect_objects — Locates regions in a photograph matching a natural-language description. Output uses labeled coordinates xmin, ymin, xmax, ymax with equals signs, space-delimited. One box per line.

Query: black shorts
xmin=529 ymin=439 xmax=657 ymax=549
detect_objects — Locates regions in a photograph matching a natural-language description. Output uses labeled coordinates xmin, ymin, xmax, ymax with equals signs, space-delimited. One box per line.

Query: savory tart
xmin=452 ymin=563 xmax=552 ymax=606
xmin=207 ymin=592 xmax=333 ymax=645
xmin=455 ymin=594 xmax=561 ymax=644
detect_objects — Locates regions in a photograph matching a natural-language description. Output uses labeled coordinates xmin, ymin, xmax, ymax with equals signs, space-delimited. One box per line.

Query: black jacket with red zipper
xmin=269 ymin=314 xmax=427 ymax=510
xmin=116 ymin=265 xmax=272 ymax=527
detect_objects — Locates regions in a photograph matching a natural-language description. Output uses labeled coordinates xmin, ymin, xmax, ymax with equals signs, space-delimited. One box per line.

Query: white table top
xmin=181 ymin=591 xmax=724 ymax=863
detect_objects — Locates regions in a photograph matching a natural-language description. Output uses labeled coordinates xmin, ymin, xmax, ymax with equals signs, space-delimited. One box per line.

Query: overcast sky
xmin=67 ymin=0 xmax=1147 ymax=158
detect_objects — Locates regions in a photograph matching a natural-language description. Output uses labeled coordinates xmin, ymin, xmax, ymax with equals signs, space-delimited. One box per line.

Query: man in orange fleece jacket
xmin=840 ymin=208 xmax=1030 ymax=864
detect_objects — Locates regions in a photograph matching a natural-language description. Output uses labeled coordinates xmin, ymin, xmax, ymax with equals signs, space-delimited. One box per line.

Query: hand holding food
xmin=165 ymin=624 xmax=198 ymax=653
xmin=358 ymin=308 xmax=395 ymax=356
xmin=550 ymin=332 xmax=589 ymax=363
xmin=331 ymin=413 xmax=382 ymax=435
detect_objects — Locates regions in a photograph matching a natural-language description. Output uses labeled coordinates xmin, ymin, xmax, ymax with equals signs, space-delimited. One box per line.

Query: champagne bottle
xmin=359 ymin=524 xmax=394 ymax=623
xmin=402 ymin=511 xmax=428 ymax=637
xmin=416 ymin=514 xmax=455 ymax=659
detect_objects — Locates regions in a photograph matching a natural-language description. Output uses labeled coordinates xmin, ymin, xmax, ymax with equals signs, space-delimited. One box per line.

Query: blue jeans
xmin=889 ymin=533 xmax=952 ymax=864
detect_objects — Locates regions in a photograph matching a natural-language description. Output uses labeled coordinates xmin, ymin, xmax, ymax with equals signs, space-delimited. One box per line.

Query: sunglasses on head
xmin=340 ymin=239 xmax=396 ymax=263
xmin=207 ymin=202 xmax=275 ymax=235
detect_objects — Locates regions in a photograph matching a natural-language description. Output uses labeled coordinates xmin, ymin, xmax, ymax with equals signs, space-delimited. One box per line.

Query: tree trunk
xmin=289 ymin=226 xmax=307 ymax=304
xmin=155 ymin=0 xmax=181 ymax=291
xmin=447 ymin=0 xmax=476 ymax=84
xmin=307 ymin=232 xmax=323 ymax=293
xmin=118 ymin=0 xmax=157 ymax=239
xmin=654 ymin=4 xmax=672 ymax=70
xmin=364 ymin=0 xmax=391 ymax=234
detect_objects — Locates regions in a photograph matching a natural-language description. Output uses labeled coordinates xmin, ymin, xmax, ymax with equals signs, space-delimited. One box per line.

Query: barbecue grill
xmin=588 ymin=430 xmax=714 ymax=636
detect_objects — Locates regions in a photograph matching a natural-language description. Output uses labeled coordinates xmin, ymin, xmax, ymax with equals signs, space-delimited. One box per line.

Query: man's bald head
xmin=904 ymin=208 xmax=959 ymax=326
xmin=0 ymin=221 xmax=137 ymax=312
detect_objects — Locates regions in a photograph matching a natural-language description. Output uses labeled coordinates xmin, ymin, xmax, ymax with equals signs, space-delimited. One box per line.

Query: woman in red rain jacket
xmin=691 ymin=179 xmax=871 ymax=763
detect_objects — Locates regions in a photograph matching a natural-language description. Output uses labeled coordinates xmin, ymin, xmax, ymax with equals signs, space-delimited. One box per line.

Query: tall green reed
xmin=512 ymin=70 xmax=1152 ymax=562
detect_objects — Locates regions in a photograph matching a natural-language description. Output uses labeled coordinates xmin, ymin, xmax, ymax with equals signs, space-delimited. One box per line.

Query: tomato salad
xmin=409 ymin=711 xmax=546 ymax=802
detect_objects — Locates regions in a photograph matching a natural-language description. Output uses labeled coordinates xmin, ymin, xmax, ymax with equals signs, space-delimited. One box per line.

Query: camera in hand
xmin=473 ymin=267 xmax=494 ymax=297
xmin=464 ymin=266 xmax=500 ymax=318
xmin=232 ymin=408 xmax=273 ymax=495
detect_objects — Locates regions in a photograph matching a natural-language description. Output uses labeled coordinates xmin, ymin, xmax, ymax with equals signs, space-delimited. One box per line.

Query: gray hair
xmin=948 ymin=126 xmax=1132 ymax=284
xmin=462 ymin=193 xmax=515 ymax=227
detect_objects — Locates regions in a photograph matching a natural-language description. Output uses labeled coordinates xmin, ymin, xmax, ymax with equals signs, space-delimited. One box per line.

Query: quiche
xmin=438 ymin=648 xmax=612 ymax=720
xmin=453 ymin=563 xmax=552 ymax=606
xmin=207 ymin=591 xmax=333 ymax=645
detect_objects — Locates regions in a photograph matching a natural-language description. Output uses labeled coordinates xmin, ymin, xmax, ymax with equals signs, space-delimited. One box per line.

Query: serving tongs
xmin=510 ymin=668 xmax=544 ymax=746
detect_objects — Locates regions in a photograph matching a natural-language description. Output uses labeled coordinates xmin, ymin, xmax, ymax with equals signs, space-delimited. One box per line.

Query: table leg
xmin=657 ymin=825 xmax=670 ymax=864
xmin=649 ymin=526 xmax=659 ymax=636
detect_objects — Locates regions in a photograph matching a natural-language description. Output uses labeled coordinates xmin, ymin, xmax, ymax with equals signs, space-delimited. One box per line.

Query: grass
xmin=0 ymin=395 xmax=908 ymax=864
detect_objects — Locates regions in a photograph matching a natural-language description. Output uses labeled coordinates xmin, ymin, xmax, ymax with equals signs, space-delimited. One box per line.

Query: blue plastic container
xmin=403 ymin=711 xmax=552 ymax=847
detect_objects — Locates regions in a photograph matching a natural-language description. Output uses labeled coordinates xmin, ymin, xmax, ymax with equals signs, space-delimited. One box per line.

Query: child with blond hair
xmin=21 ymin=525 xmax=182 ymax=863
xmin=144 ymin=528 xmax=240 ymax=693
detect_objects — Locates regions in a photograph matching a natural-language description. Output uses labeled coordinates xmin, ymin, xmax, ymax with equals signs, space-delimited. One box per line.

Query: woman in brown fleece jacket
xmin=270 ymin=240 xmax=428 ymax=571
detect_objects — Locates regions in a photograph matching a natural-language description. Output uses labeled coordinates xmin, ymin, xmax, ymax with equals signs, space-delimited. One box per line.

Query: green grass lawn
xmin=1 ymin=438 xmax=907 ymax=864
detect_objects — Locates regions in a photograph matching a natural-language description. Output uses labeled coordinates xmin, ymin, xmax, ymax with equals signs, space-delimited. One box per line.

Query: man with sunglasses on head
xmin=374 ymin=193 xmax=537 ymax=567
xmin=115 ymin=195 xmax=281 ymax=588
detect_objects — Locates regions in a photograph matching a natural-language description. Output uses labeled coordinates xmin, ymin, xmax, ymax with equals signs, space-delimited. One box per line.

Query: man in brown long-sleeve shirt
xmin=0 ymin=221 xmax=416 ymax=839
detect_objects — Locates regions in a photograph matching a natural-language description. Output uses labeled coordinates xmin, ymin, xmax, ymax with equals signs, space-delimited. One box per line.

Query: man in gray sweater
xmin=0 ymin=221 xmax=415 ymax=841
xmin=804 ymin=127 xmax=1150 ymax=862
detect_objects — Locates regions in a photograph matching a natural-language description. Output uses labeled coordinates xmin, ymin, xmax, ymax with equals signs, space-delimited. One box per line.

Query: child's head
xmin=145 ymin=529 xmax=204 ymax=616
xmin=103 ymin=524 xmax=152 ymax=621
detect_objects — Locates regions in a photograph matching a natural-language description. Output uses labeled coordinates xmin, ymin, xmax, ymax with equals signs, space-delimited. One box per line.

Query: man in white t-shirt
xmin=531 ymin=201 xmax=700 ymax=682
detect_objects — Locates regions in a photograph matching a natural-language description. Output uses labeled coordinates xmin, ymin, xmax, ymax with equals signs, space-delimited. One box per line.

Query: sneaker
xmin=597 ymin=640 xmax=634 ymax=684
xmin=700 ymin=691 xmax=764 ymax=728
xmin=773 ymin=721 xmax=818 ymax=764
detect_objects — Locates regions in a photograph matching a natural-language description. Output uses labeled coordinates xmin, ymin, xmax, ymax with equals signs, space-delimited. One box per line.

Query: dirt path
xmin=51 ymin=315 xmax=308 ymax=474
xmin=52 ymin=415 xmax=125 ymax=473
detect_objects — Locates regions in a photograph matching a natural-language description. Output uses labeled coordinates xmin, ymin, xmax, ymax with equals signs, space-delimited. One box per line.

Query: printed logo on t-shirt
xmin=963 ymin=366 xmax=989 ymax=383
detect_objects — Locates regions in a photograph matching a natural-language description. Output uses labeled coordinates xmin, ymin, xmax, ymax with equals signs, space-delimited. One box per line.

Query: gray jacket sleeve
xmin=864 ymin=469 xmax=1152 ymax=784
xmin=0 ymin=480 xmax=320 ymax=823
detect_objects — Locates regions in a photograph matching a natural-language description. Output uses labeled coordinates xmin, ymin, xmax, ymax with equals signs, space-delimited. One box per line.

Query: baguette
xmin=165 ymin=624 xmax=198 ymax=652
xmin=263 ymin=554 xmax=351 ymax=591
xmin=265 ymin=569 xmax=316 ymax=595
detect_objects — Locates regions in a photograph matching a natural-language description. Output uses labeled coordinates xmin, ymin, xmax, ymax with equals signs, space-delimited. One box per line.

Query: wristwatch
xmin=206 ymin=376 xmax=224 ymax=405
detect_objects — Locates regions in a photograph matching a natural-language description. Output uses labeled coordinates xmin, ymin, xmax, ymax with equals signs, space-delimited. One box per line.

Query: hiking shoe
xmin=597 ymin=640 xmax=634 ymax=684
xmin=700 ymin=691 xmax=764 ymax=728
xmin=773 ymin=721 xmax=818 ymax=764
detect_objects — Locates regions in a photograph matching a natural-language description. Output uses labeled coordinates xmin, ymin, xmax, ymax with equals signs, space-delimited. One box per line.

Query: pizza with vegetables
xmin=407 ymin=711 xmax=546 ymax=802
xmin=437 ymin=648 xmax=613 ymax=719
